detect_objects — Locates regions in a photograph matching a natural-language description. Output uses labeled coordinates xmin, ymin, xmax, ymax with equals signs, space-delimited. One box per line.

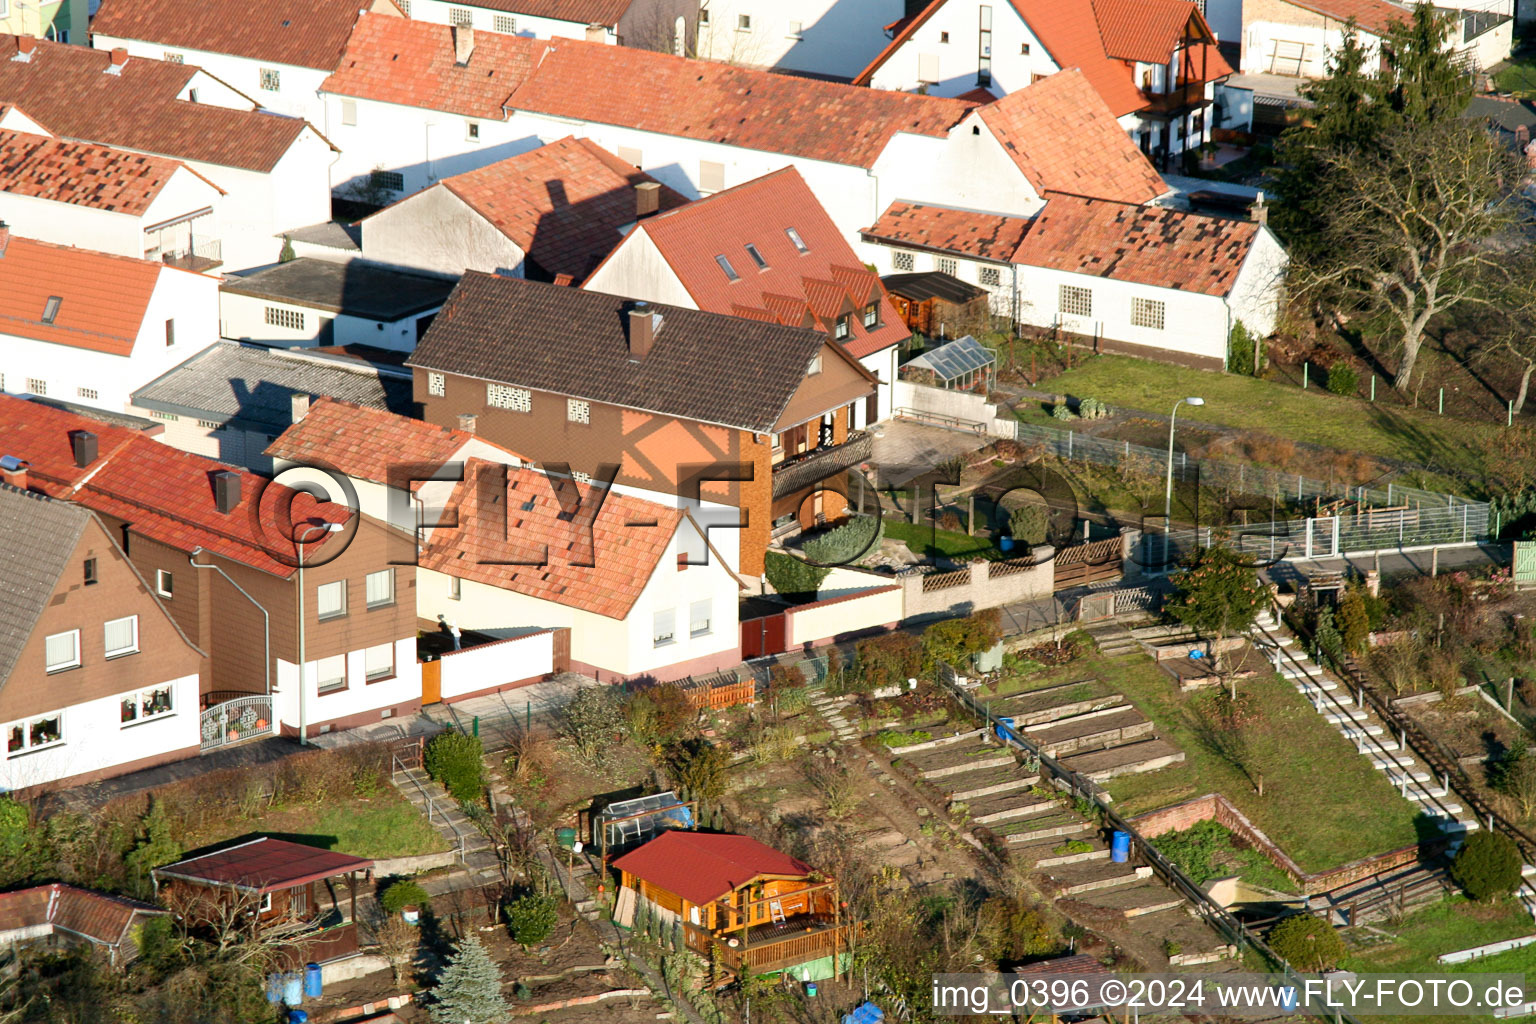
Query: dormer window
xmin=744 ymin=243 xmax=769 ymax=270
xmin=41 ymin=296 xmax=61 ymax=324
xmin=863 ymin=302 xmax=878 ymax=328
xmin=715 ymin=254 xmax=739 ymax=282
xmin=834 ymin=314 xmax=850 ymax=340
xmin=785 ymin=227 xmax=808 ymax=253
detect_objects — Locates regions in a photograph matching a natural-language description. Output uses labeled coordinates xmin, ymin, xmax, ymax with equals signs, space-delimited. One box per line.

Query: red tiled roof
xmin=0 ymin=884 xmax=164 ymax=946
xmin=1274 ymin=0 xmax=1408 ymax=36
xmin=323 ymin=16 xmax=976 ymax=168
xmin=92 ymin=0 xmax=386 ymax=71
xmin=979 ymin=70 xmax=1167 ymax=204
xmin=154 ymin=837 xmax=373 ymax=893
xmin=418 ymin=458 xmax=685 ymax=620
xmin=612 ymin=831 xmax=812 ymax=906
xmin=862 ymin=202 xmax=1032 ymax=262
xmin=598 ymin=168 xmax=908 ymax=359
xmin=265 ymin=398 xmax=523 ymax=485
xmin=1092 ymin=0 xmax=1204 ymax=63
xmin=321 ymin=16 xmax=547 ymax=120
xmin=0 ymin=395 xmax=351 ymax=577
xmin=431 ymin=136 xmax=689 ymax=281
xmin=0 ymin=236 xmax=165 ymax=355
xmin=453 ymin=0 xmax=632 ymax=21
xmin=0 ymin=129 xmax=197 ymax=215
xmin=0 ymin=36 xmax=321 ymax=172
xmin=1013 ymin=193 xmax=1261 ymax=296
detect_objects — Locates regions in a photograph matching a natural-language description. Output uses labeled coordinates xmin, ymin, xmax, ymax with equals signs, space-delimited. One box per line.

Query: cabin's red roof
xmin=153 ymin=837 xmax=373 ymax=893
xmin=612 ymin=831 xmax=812 ymax=906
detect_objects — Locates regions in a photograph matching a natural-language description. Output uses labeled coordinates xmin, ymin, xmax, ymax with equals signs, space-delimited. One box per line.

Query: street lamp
xmin=1164 ymin=397 xmax=1206 ymax=522
xmin=295 ymin=520 xmax=343 ymax=746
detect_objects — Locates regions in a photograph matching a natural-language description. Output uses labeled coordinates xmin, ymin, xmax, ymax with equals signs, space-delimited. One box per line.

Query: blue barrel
xmin=288 ymin=1012 xmax=309 ymax=1024
xmin=806 ymin=982 xmax=819 ymax=998
xmin=304 ymin=962 xmax=322 ymax=999
xmin=1111 ymin=830 xmax=1130 ymax=863
xmin=994 ymin=715 xmax=1016 ymax=744
xmin=999 ymin=535 xmax=1015 ymax=552
xmin=282 ymin=973 xmax=303 ymax=1006
xmin=266 ymin=974 xmax=284 ymax=1003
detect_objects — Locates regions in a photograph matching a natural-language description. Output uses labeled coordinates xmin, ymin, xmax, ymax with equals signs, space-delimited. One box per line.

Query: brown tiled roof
xmin=323 ymin=15 xmax=976 ymax=168
xmin=979 ymin=70 xmax=1167 ymax=204
xmin=612 ymin=831 xmax=811 ymax=905
xmin=1280 ymin=0 xmax=1408 ymax=36
xmin=1013 ymin=194 xmax=1260 ymax=296
xmin=0 ymin=884 xmax=164 ymax=947
xmin=602 ymin=168 xmax=908 ymax=358
xmin=1092 ymin=0 xmax=1221 ymax=65
xmin=0 ymin=235 xmax=166 ymax=355
xmin=320 ymin=16 xmax=546 ymax=120
xmin=430 ymin=136 xmax=688 ymax=281
xmin=154 ymin=837 xmax=373 ymax=893
xmin=408 ymin=272 xmax=833 ymax=435
xmin=0 ymin=395 xmax=352 ymax=577
xmin=419 ymin=458 xmax=685 ymax=620
xmin=0 ymin=36 xmax=320 ymax=172
xmin=449 ymin=0 xmax=632 ymax=21
xmin=265 ymin=397 xmax=524 ymax=484
xmin=0 ymin=129 xmax=200 ymax=215
xmin=862 ymin=202 xmax=1032 ymax=262
xmin=92 ymin=0 xmax=383 ymax=71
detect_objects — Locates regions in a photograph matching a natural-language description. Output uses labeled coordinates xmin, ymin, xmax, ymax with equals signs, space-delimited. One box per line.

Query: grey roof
xmin=881 ymin=271 xmax=987 ymax=305
xmin=220 ymin=258 xmax=454 ymax=320
xmin=0 ymin=484 xmax=91 ymax=689
xmin=283 ymin=221 xmax=361 ymax=251
xmin=407 ymin=273 xmax=833 ymax=435
xmin=1468 ymin=95 xmax=1536 ymax=150
xmin=131 ymin=341 xmax=416 ymax=432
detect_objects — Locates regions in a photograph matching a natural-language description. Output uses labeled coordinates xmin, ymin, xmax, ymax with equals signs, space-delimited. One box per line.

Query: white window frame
xmin=449 ymin=6 xmax=472 ymax=25
xmin=936 ymin=256 xmax=958 ymax=277
xmin=364 ymin=643 xmax=394 ymax=682
xmin=428 ymin=371 xmax=445 ymax=397
xmin=104 ymin=615 xmax=140 ymax=659
xmin=653 ymin=608 xmax=676 ymax=648
xmin=787 ymin=19 xmax=803 ymax=37
xmin=737 ymin=13 xmax=751 ymax=30
xmin=466 ymin=120 xmax=481 ymax=142
xmin=365 ymin=568 xmax=395 ymax=609
xmin=494 ymin=14 xmax=515 ymax=33
xmin=567 ymin=398 xmax=590 ymax=424
xmin=258 ymin=893 xmax=273 ymax=913
xmin=316 ymin=580 xmax=347 ymax=621
xmin=7 ymin=712 xmax=64 ymax=756
xmin=1130 ymin=296 xmax=1166 ymax=330
xmin=316 ymin=654 xmax=347 ymax=694
xmin=807 ymin=354 xmax=823 ymax=375
xmin=26 ymin=378 xmax=45 ymax=397
xmin=44 ymin=630 xmax=80 ymax=673
xmin=77 ymin=387 xmax=99 ymax=401
xmin=121 ymin=684 xmax=174 ymax=726
xmin=1059 ymin=284 xmax=1092 ymax=318
xmin=690 ymin=599 xmax=712 ymax=638
xmin=157 ymin=569 xmax=174 ymax=598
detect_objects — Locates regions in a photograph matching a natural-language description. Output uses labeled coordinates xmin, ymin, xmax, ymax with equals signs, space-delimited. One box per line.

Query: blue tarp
xmin=843 ymin=1003 xmax=884 ymax=1024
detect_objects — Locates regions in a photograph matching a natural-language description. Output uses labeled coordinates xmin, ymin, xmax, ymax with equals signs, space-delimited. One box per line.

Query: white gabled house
xmin=399 ymin=0 xmax=698 ymax=53
xmin=0 ymin=229 xmax=220 ymax=413
xmin=693 ymin=0 xmax=902 ymax=78
xmin=0 ymin=482 xmax=205 ymax=794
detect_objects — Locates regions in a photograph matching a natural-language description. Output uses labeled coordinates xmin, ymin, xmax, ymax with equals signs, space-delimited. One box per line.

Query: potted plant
xmin=381 ymin=880 xmax=431 ymax=925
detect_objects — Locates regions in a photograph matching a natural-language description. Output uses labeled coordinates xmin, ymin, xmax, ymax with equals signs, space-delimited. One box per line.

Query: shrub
xmin=1079 ymin=397 xmax=1110 ymax=420
xmin=1009 ymin=504 xmax=1048 ymax=546
xmin=923 ymin=609 xmax=1003 ymax=670
xmin=876 ymin=729 xmax=933 ymax=747
xmin=424 ymin=732 xmax=486 ymax=801
xmin=765 ymin=551 xmax=830 ymax=596
xmin=802 ymin=515 xmax=884 ymax=565
xmin=564 ymin=686 xmax=626 ymax=768
xmin=1061 ymin=630 xmax=1097 ymax=660
xmin=1336 ymin=588 xmax=1371 ymax=654
xmin=624 ymin=683 xmax=696 ymax=746
xmin=1053 ymin=839 xmax=1094 ymax=855
xmin=1326 ymin=363 xmax=1358 ymax=396
xmin=667 ymin=738 xmax=731 ymax=802
xmin=1451 ymin=830 xmax=1523 ymax=902
xmin=852 ymin=631 xmax=923 ymax=691
xmin=381 ymin=879 xmax=431 ymax=913
xmin=1267 ymin=914 xmax=1345 ymax=971
xmin=1228 ymin=320 xmax=1259 ymax=376
xmin=766 ymin=665 xmax=808 ymax=717
xmin=505 ymin=891 xmax=560 ymax=949
xmin=1051 ymin=404 xmax=1076 ymax=421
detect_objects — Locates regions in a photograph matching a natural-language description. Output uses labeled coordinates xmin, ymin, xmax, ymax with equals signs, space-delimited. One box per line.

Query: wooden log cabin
xmin=612 ymin=831 xmax=852 ymax=979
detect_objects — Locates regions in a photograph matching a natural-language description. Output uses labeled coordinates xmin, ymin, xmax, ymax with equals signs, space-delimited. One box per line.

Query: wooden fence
xmin=1052 ymin=536 xmax=1124 ymax=589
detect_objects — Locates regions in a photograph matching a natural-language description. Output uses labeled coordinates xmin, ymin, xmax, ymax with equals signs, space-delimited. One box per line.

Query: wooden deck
xmin=685 ymin=916 xmax=851 ymax=974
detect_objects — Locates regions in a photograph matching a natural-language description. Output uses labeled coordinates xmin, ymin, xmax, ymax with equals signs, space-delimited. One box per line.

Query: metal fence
xmin=199 ymin=694 xmax=274 ymax=752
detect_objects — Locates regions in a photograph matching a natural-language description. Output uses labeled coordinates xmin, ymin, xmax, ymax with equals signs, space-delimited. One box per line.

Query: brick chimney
xmin=1247 ymin=189 xmax=1268 ymax=226
xmin=0 ymin=456 xmax=27 ymax=490
xmin=105 ymin=47 xmax=128 ymax=75
xmin=635 ymin=180 xmax=661 ymax=219
xmin=212 ymin=470 xmax=241 ymax=514
xmin=457 ymin=412 xmax=477 ymax=434
xmin=291 ymin=393 xmax=310 ymax=423
xmin=70 ymin=431 xmax=97 ymax=468
xmin=0 ymin=220 xmax=9 ymax=259
xmin=452 ymin=25 xmax=474 ymax=65
xmin=13 ymin=37 xmax=36 ymax=62
xmin=628 ymin=302 xmax=656 ymax=360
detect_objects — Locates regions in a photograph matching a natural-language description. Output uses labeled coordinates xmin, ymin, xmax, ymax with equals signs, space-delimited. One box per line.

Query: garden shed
xmin=901 ymin=335 xmax=995 ymax=392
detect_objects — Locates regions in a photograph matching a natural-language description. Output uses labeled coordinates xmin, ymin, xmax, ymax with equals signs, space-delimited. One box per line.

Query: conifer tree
xmin=428 ymin=934 xmax=508 ymax=1024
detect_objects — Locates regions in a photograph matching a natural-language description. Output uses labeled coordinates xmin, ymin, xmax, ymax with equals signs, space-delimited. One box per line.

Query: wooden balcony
xmin=1140 ymin=80 xmax=1211 ymax=115
xmin=771 ymin=430 xmax=872 ymax=500
xmin=684 ymin=915 xmax=852 ymax=974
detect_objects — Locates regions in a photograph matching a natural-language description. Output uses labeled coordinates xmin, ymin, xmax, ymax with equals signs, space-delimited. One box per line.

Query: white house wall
xmin=273 ymin=635 xmax=420 ymax=733
xmin=0 ymin=672 xmax=200 ymax=792
xmin=695 ymin=0 xmax=901 ymax=78
xmin=1240 ymin=19 xmax=1384 ymax=77
xmin=178 ymin=133 xmax=334 ymax=272
xmin=859 ymin=238 xmax=1018 ymax=321
xmin=436 ymin=629 xmax=556 ymax=698
xmin=402 ymin=0 xmax=616 ymax=41
xmin=1016 ymin=266 xmax=1231 ymax=365
xmin=91 ymin=36 xmax=331 ymax=123
xmin=361 ymin=186 xmax=526 ymax=278
xmin=1226 ymin=225 xmax=1287 ymax=339
xmin=583 ymin=229 xmax=697 ymax=307
xmin=874 ymin=115 xmax=1046 ymax=218
xmin=859 ymin=345 xmax=900 ymax=424
xmin=864 ymin=0 xmax=1058 ymax=97
xmin=0 ymin=193 xmax=142 ymax=257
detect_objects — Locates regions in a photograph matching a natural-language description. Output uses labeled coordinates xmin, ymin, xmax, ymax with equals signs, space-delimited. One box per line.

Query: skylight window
xmin=744 ymin=244 xmax=769 ymax=270
xmin=41 ymin=296 xmax=61 ymax=324
xmin=715 ymin=254 xmax=739 ymax=282
xmin=785 ymin=227 xmax=808 ymax=253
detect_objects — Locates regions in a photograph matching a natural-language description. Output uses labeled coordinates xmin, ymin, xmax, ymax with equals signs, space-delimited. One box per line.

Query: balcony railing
xmin=161 ymin=238 xmax=223 ymax=271
xmin=771 ymin=430 xmax=872 ymax=499
xmin=1140 ymin=80 xmax=1211 ymax=114
xmin=684 ymin=916 xmax=852 ymax=974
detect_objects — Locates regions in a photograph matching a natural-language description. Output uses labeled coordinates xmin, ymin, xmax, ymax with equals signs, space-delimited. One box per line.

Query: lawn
xmin=1343 ymin=896 xmax=1535 ymax=974
xmin=1032 ymin=355 xmax=1502 ymax=490
xmin=188 ymin=789 xmax=448 ymax=860
xmin=1011 ymin=651 xmax=1423 ymax=873
xmin=1495 ymin=55 xmax=1536 ymax=98
xmin=884 ymin=518 xmax=1005 ymax=561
